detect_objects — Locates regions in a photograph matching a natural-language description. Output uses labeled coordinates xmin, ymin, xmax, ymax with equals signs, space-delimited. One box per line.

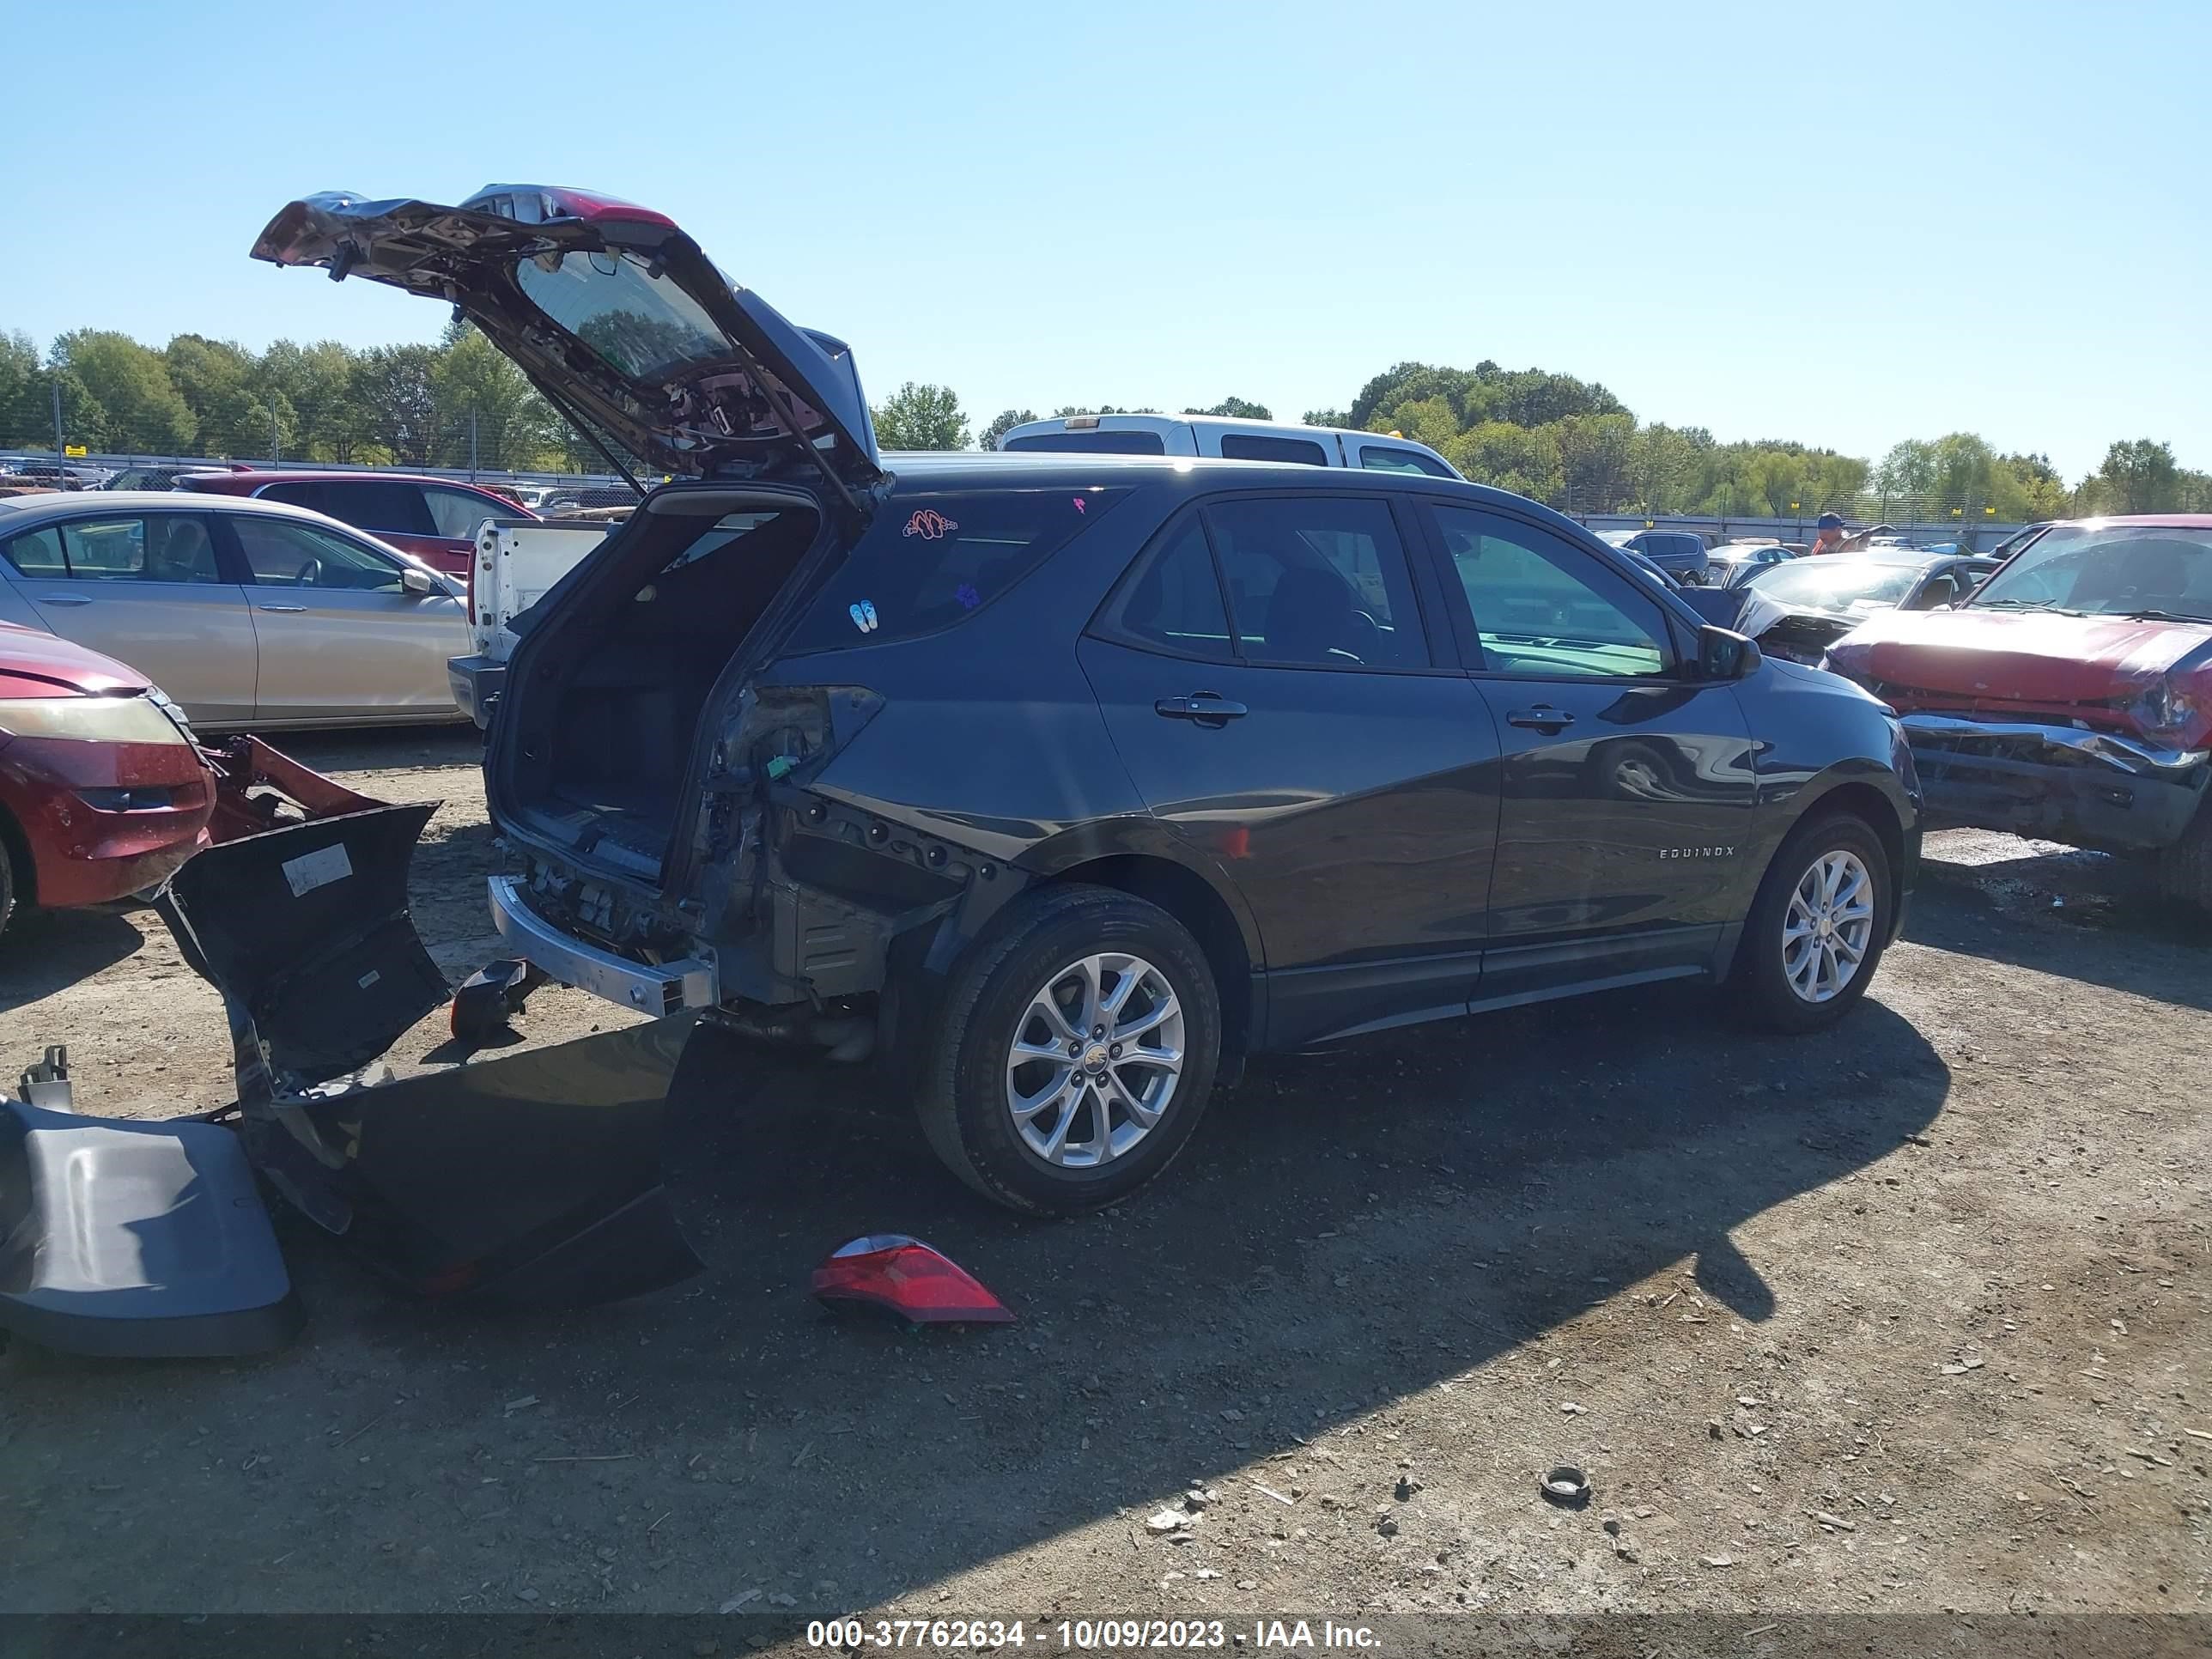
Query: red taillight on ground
xmin=810 ymin=1235 xmax=1013 ymax=1326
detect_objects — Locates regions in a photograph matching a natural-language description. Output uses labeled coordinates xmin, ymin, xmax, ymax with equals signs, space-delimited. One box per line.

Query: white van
xmin=996 ymin=413 xmax=1460 ymax=478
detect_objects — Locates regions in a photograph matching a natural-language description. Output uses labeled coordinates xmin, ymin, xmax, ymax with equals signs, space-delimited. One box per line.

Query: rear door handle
xmin=258 ymin=604 xmax=307 ymax=613
xmin=35 ymin=593 xmax=92 ymax=606
xmin=1506 ymin=706 xmax=1575 ymax=732
xmin=1155 ymin=693 xmax=1249 ymax=724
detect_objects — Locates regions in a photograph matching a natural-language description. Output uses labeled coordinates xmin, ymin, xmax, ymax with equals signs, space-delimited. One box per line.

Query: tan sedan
xmin=0 ymin=490 xmax=471 ymax=730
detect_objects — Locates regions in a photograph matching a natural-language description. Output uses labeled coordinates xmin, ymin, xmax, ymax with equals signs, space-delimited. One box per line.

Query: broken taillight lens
xmin=810 ymin=1235 xmax=1013 ymax=1325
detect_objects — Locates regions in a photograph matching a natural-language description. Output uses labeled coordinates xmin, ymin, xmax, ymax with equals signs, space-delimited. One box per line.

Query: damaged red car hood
xmin=1826 ymin=607 xmax=2212 ymax=746
xmin=0 ymin=620 xmax=148 ymax=698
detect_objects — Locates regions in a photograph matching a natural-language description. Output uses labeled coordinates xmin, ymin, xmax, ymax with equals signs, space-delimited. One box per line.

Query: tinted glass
xmin=782 ymin=489 xmax=1128 ymax=655
xmin=233 ymin=518 xmax=409 ymax=592
xmin=1431 ymin=506 xmax=1669 ymax=677
xmin=514 ymin=248 xmax=728 ymax=380
xmin=1218 ymin=434 xmax=1329 ymax=466
xmin=2 ymin=526 xmax=67 ymax=577
xmin=423 ymin=485 xmax=501 ymax=540
xmin=1358 ymin=444 xmax=1455 ymax=478
xmin=263 ymin=479 xmax=435 ymax=538
xmin=1101 ymin=517 xmax=1233 ymax=660
xmin=1004 ymin=430 xmax=1169 ymax=455
xmin=41 ymin=516 xmax=223 ymax=585
xmin=1203 ymin=496 xmax=1428 ymax=668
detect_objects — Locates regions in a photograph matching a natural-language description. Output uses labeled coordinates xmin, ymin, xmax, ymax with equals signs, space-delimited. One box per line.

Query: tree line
xmin=4 ymin=325 xmax=2203 ymax=520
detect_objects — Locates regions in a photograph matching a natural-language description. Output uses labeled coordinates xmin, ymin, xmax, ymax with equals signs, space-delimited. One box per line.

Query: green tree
xmin=2094 ymin=439 xmax=2181 ymax=513
xmin=1445 ymin=421 xmax=1561 ymax=504
xmin=1195 ymin=396 xmax=1271 ymax=420
xmin=165 ymin=335 xmax=295 ymax=459
xmin=1369 ymin=395 xmax=1458 ymax=453
xmin=1554 ymin=412 xmax=1636 ymax=511
xmin=975 ymin=407 xmax=1036 ymax=452
xmin=1627 ymin=422 xmax=1698 ymax=514
xmin=49 ymin=329 xmax=195 ymax=453
xmin=261 ymin=339 xmax=368 ymax=461
xmin=350 ymin=343 xmax=444 ymax=465
xmin=873 ymin=382 xmax=969 ymax=450
xmin=434 ymin=327 xmax=560 ymax=470
xmin=0 ymin=331 xmax=44 ymax=447
xmin=1301 ymin=407 xmax=1351 ymax=428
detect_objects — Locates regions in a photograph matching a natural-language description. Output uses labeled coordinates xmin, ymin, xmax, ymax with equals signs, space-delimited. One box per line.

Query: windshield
xmin=513 ymin=249 xmax=731 ymax=380
xmin=1749 ymin=558 xmax=1924 ymax=611
xmin=1967 ymin=524 xmax=2212 ymax=621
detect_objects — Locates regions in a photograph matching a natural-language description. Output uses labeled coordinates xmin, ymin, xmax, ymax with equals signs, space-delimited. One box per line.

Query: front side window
xmin=423 ymin=485 xmax=501 ymax=540
xmin=24 ymin=515 xmax=223 ymax=584
xmin=1218 ymin=434 xmax=1329 ymax=466
xmin=782 ymin=489 xmax=1129 ymax=655
xmin=1967 ymin=524 xmax=2212 ymax=621
xmin=1358 ymin=444 xmax=1455 ymax=478
xmin=1203 ymin=496 xmax=1429 ymax=669
xmin=1431 ymin=506 xmax=1670 ymax=678
xmin=1096 ymin=516 xmax=1234 ymax=660
xmin=233 ymin=518 xmax=410 ymax=592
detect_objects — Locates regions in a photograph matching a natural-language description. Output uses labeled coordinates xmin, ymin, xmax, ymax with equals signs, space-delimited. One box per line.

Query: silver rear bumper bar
xmin=488 ymin=876 xmax=718 ymax=1016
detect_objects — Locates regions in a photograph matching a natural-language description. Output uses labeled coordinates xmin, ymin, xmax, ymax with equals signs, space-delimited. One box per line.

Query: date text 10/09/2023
xmin=805 ymin=1620 xmax=1383 ymax=1651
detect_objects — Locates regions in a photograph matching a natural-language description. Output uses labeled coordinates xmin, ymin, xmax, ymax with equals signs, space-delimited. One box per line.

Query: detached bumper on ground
xmin=1900 ymin=712 xmax=2209 ymax=852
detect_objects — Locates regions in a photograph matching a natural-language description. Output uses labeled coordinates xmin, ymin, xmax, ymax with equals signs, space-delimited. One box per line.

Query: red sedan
xmin=0 ymin=621 xmax=214 ymax=937
xmin=174 ymin=469 xmax=532 ymax=578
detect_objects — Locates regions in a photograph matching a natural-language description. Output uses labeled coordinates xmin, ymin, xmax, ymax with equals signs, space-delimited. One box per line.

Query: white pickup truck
xmin=446 ymin=519 xmax=612 ymax=727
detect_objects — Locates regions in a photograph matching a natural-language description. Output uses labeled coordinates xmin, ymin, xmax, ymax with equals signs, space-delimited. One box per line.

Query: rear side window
xmin=1095 ymin=517 xmax=1234 ymax=660
xmin=1004 ymin=431 xmax=1168 ymax=455
xmin=261 ymin=479 xmax=436 ymax=538
xmin=1204 ymin=496 xmax=1430 ymax=668
xmin=2 ymin=526 xmax=68 ymax=577
xmin=422 ymin=485 xmax=502 ymax=539
xmin=1358 ymin=444 xmax=1455 ymax=478
xmin=781 ymin=489 xmax=1129 ymax=655
xmin=1219 ymin=434 xmax=1329 ymax=466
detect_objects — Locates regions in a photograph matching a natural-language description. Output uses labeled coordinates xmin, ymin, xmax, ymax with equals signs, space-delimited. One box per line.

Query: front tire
xmin=2154 ymin=803 xmax=2212 ymax=915
xmin=1730 ymin=811 xmax=1892 ymax=1032
xmin=916 ymin=884 xmax=1220 ymax=1216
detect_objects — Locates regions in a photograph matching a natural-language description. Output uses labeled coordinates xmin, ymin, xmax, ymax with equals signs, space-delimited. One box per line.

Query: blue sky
xmin=6 ymin=1 xmax=2207 ymax=477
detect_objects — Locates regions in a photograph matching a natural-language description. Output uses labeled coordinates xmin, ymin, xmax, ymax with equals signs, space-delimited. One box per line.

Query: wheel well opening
xmin=1808 ymin=781 xmax=1905 ymax=912
xmin=1043 ymin=855 xmax=1252 ymax=1060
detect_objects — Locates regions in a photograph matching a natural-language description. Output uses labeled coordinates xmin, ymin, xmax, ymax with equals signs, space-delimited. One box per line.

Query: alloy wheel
xmin=1004 ymin=951 xmax=1185 ymax=1168
xmin=1782 ymin=849 xmax=1875 ymax=1004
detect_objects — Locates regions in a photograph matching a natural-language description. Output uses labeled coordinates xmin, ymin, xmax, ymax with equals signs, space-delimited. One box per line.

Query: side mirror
xmin=400 ymin=566 xmax=434 ymax=596
xmin=1698 ymin=624 xmax=1763 ymax=681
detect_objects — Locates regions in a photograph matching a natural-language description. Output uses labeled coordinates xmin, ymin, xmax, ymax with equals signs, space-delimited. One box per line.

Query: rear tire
xmin=2154 ymin=802 xmax=2212 ymax=915
xmin=0 ymin=816 xmax=19 ymax=942
xmin=1730 ymin=811 xmax=1893 ymax=1033
xmin=916 ymin=884 xmax=1220 ymax=1216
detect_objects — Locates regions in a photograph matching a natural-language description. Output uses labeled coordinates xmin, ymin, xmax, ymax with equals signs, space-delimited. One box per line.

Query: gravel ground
xmin=1 ymin=726 xmax=2207 ymax=1626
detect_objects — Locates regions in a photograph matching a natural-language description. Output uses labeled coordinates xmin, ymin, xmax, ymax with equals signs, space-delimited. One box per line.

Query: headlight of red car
xmin=0 ymin=693 xmax=197 ymax=747
xmin=2129 ymin=674 xmax=2199 ymax=741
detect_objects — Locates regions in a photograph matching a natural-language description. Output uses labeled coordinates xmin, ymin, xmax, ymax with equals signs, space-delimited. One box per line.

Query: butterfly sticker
xmin=1072 ymin=496 xmax=1087 ymax=514
xmin=848 ymin=599 xmax=879 ymax=634
xmin=902 ymin=509 xmax=958 ymax=540
xmin=954 ymin=583 xmax=981 ymax=611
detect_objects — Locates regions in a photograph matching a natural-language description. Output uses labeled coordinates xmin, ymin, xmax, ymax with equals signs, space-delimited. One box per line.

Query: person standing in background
xmin=1809 ymin=512 xmax=1848 ymax=555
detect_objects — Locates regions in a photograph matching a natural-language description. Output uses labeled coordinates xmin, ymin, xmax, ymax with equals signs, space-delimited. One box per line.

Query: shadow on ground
xmin=3 ymin=975 xmax=1945 ymax=1611
xmin=0 ymin=908 xmax=143 ymax=1018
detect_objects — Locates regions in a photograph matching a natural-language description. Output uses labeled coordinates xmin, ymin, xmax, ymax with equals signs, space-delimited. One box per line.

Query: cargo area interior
xmin=497 ymin=495 xmax=825 ymax=882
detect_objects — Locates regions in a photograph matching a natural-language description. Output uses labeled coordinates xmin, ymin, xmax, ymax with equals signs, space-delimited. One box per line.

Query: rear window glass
xmin=261 ymin=479 xmax=436 ymax=538
xmin=1219 ymin=434 xmax=1330 ymax=466
xmin=1004 ymin=431 xmax=1168 ymax=455
xmin=782 ymin=489 xmax=1127 ymax=655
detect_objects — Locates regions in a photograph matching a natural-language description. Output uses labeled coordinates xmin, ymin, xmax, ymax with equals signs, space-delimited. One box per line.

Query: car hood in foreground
xmin=0 ymin=619 xmax=147 ymax=697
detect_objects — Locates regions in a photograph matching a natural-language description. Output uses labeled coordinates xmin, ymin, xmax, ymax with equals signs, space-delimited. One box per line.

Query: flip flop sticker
xmin=848 ymin=599 xmax=878 ymax=634
xmin=902 ymin=509 xmax=958 ymax=540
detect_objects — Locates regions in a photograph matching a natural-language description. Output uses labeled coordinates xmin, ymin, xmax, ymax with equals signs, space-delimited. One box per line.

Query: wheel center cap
xmin=1083 ymin=1046 xmax=1109 ymax=1073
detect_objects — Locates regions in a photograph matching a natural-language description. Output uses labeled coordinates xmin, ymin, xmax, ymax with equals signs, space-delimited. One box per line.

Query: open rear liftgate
xmin=0 ymin=744 xmax=708 ymax=1358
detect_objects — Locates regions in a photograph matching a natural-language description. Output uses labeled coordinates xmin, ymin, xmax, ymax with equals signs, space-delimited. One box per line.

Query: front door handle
xmin=36 ymin=593 xmax=92 ymax=606
xmin=1155 ymin=693 xmax=1249 ymax=725
xmin=258 ymin=604 xmax=308 ymax=613
xmin=1506 ymin=706 xmax=1575 ymax=733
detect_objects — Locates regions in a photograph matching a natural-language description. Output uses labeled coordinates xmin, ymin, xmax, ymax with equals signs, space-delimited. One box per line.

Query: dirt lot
xmin=2 ymin=727 xmax=2208 ymax=1625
